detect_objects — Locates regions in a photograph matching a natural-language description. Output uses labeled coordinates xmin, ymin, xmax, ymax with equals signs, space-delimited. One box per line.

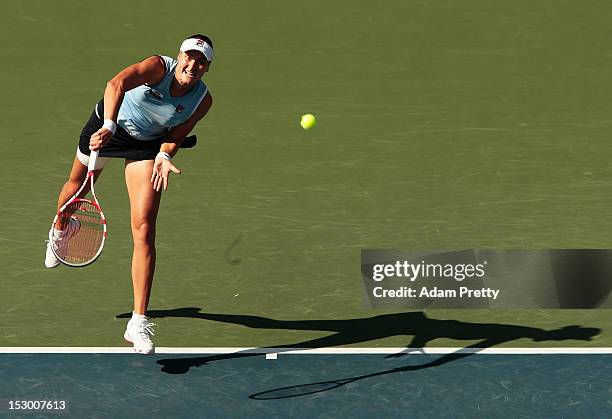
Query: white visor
xmin=180 ymin=38 xmax=214 ymax=62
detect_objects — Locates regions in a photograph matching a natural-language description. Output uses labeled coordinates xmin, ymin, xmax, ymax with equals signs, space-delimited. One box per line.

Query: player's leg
xmin=45 ymin=152 xmax=107 ymax=268
xmin=55 ymin=156 xmax=88 ymax=211
xmin=125 ymin=159 xmax=161 ymax=314
xmin=123 ymin=158 xmax=161 ymax=354
xmin=58 ymin=99 xmax=111 ymax=212
xmin=55 ymin=152 xmax=106 ymax=212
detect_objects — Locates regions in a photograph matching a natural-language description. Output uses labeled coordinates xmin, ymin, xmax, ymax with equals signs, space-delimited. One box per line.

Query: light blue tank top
xmin=117 ymin=55 xmax=208 ymax=140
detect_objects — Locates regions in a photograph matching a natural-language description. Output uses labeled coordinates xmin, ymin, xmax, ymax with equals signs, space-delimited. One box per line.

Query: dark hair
xmin=186 ymin=34 xmax=213 ymax=50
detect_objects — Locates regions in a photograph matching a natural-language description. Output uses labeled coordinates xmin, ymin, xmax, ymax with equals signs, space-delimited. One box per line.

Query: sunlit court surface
xmin=1 ymin=0 xmax=612 ymax=417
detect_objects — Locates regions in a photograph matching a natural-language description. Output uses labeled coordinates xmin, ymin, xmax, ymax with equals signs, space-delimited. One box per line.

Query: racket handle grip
xmin=88 ymin=150 xmax=99 ymax=172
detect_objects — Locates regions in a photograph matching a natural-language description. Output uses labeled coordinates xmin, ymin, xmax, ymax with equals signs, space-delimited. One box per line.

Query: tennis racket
xmin=50 ymin=150 xmax=107 ymax=267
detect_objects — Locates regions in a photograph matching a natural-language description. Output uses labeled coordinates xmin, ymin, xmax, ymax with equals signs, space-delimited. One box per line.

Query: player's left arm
xmin=151 ymin=92 xmax=213 ymax=191
xmin=163 ymin=92 xmax=213 ymax=156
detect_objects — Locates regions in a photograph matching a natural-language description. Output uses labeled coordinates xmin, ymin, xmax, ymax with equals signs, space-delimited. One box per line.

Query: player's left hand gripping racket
xmin=50 ymin=150 xmax=107 ymax=267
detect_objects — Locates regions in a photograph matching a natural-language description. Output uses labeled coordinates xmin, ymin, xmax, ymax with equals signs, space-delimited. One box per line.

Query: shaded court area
xmin=1 ymin=352 xmax=610 ymax=418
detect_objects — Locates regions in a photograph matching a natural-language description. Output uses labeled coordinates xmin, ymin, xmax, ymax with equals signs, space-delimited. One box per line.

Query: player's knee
xmin=131 ymin=218 xmax=156 ymax=244
xmin=65 ymin=178 xmax=84 ymax=194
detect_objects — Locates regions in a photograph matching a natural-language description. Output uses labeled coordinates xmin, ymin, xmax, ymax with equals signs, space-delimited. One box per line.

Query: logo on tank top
xmin=146 ymin=88 xmax=163 ymax=101
xmin=175 ymin=105 xmax=185 ymax=113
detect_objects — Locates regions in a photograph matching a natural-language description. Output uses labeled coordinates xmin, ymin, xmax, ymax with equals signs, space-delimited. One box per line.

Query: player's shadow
xmin=116 ymin=308 xmax=600 ymax=377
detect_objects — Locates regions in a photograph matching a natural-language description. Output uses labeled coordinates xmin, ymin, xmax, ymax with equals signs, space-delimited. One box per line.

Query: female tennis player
xmin=44 ymin=34 xmax=214 ymax=354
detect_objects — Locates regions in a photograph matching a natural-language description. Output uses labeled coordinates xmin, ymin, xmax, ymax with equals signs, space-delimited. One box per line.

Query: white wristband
xmin=102 ymin=119 xmax=117 ymax=135
xmin=156 ymin=151 xmax=171 ymax=160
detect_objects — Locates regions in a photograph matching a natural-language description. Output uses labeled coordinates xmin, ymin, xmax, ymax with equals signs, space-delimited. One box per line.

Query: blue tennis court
xmin=1 ymin=352 xmax=610 ymax=418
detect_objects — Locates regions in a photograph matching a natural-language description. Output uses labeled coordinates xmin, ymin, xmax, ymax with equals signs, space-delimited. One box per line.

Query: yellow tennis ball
xmin=300 ymin=114 xmax=317 ymax=130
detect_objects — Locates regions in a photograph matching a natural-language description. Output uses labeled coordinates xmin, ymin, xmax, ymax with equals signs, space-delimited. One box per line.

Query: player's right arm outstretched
xmin=89 ymin=56 xmax=166 ymax=151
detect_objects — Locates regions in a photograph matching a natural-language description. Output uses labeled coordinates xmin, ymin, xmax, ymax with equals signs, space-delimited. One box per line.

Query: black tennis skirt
xmin=78 ymin=100 xmax=164 ymax=160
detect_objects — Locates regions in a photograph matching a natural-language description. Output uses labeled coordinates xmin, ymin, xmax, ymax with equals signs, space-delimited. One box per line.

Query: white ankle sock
xmin=131 ymin=312 xmax=147 ymax=322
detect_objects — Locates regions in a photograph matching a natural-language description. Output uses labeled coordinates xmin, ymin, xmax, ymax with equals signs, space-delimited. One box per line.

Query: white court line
xmin=0 ymin=347 xmax=611 ymax=354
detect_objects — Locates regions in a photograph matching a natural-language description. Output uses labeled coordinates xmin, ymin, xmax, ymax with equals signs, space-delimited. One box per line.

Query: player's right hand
xmin=89 ymin=128 xmax=113 ymax=151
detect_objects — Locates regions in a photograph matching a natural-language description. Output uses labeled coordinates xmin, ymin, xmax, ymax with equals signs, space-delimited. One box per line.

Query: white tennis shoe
xmin=124 ymin=319 xmax=156 ymax=355
xmin=44 ymin=217 xmax=81 ymax=268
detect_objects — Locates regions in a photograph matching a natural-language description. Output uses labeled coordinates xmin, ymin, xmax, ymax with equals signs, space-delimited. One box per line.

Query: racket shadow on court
xmin=117 ymin=308 xmax=600 ymax=382
xmin=248 ymin=324 xmax=600 ymax=400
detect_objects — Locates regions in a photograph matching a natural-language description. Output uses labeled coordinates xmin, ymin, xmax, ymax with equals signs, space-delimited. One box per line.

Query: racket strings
xmin=55 ymin=200 xmax=105 ymax=265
